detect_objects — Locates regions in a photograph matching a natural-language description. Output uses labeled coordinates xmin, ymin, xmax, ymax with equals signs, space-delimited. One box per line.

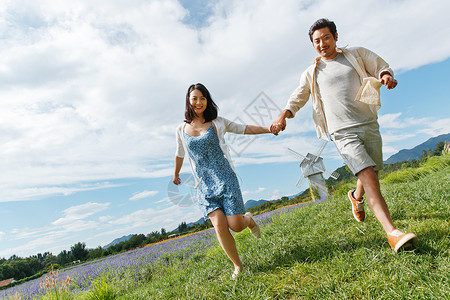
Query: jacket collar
xmin=313 ymin=47 xmax=344 ymax=63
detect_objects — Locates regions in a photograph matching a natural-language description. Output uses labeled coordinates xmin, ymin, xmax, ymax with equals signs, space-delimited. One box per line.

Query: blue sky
xmin=0 ymin=0 xmax=449 ymax=258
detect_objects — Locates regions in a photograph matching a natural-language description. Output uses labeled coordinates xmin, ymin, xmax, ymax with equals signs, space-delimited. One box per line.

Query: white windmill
xmin=286 ymin=141 xmax=339 ymax=202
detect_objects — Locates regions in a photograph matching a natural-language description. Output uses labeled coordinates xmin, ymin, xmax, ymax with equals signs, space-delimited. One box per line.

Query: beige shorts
xmin=330 ymin=122 xmax=383 ymax=175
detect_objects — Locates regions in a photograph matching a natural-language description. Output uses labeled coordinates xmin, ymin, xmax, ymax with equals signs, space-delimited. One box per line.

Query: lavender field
xmin=0 ymin=202 xmax=312 ymax=299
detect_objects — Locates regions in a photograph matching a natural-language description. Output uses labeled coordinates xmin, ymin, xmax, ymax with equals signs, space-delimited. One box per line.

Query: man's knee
xmin=356 ymin=166 xmax=378 ymax=179
xmin=356 ymin=166 xmax=381 ymax=192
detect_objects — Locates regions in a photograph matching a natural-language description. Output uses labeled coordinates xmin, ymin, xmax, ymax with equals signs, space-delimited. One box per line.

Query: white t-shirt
xmin=316 ymin=53 xmax=377 ymax=133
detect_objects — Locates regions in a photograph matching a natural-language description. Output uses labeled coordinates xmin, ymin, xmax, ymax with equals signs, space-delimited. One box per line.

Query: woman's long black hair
xmin=185 ymin=83 xmax=218 ymax=123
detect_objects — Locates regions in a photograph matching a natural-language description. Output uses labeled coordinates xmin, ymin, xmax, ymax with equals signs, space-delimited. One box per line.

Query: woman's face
xmin=189 ymin=89 xmax=207 ymax=117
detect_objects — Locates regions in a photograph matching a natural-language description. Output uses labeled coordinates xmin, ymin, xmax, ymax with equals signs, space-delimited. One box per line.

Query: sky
xmin=0 ymin=0 xmax=449 ymax=259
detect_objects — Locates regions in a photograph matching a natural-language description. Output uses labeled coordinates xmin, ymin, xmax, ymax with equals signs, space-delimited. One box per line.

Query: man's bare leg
xmin=355 ymin=167 xmax=395 ymax=234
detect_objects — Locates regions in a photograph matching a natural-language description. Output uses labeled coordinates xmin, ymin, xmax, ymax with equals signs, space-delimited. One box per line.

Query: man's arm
xmin=356 ymin=47 xmax=397 ymax=90
xmin=270 ymin=68 xmax=313 ymax=135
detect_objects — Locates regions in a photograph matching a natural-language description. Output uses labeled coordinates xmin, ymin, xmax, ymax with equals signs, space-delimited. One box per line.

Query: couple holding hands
xmin=173 ymin=18 xmax=417 ymax=279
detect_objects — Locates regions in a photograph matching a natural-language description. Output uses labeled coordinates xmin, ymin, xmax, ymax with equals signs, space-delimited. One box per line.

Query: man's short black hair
xmin=308 ymin=18 xmax=337 ymax=42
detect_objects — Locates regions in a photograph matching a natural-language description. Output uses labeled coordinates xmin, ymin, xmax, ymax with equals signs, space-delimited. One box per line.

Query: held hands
xmin=380 ymin=73 xmax=398 ymax=90
xmin=270 ymin=116 xmax=287 ymax=136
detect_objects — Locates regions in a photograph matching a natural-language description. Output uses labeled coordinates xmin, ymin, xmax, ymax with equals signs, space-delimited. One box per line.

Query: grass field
xmin=3 ymin=155 xmax=449 ymax=299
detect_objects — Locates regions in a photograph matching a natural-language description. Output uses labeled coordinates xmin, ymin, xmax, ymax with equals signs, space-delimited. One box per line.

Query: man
xmin=271 ymin=18 xmax=417 ymax=252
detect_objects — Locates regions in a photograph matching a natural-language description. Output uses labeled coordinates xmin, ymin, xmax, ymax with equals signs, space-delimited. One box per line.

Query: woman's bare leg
xmin=208 ymin=209 xmax=243 ymax=272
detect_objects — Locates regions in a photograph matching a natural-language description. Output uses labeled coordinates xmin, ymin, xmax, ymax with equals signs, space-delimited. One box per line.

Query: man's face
xmin=312 ymin=27 xmax=338 ymax=60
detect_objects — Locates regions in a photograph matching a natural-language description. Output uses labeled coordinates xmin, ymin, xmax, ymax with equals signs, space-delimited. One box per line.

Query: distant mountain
xmin=104 ymin=234 xmax=134 ymax=249
xmin=287 ymin=190 xmax=309 ymax=199
xmin=244 ymin=199 xmax=268 ymax=209
xmin=384 ymin=133 xmax=450 ymax=164
xmin=186 ymin=217 xmax=206 ymax=228
xmin=244 ymin=191 xmax=309 ymax=209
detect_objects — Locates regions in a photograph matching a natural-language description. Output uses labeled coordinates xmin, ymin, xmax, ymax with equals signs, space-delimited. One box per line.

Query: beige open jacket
xmin=284 ymin=46 xmax=393 ymax=140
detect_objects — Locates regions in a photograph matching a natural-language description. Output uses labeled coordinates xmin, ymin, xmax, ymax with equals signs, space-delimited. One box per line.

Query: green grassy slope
xmin=114 ymin=156 xmax=449 ymax=300
xmin=28 ymin=156 xmax=448 ymax=300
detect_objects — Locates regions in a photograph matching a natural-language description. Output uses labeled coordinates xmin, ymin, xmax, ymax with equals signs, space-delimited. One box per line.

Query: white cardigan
xmin=175 ymin=116 xmax=247 ymax=186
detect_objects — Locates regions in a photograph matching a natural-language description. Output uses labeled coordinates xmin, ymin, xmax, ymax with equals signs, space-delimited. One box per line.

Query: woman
xmin=173 ymin=83 xmax=270 ymax=279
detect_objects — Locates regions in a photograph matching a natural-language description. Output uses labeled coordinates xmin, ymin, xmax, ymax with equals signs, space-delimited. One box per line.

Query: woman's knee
xmin=227 ymin=215 xmax=246 ymax=232
xmin=214 ymin=221 xmax=230 ymax=234
xmin=209 ymin=210 xmax=229 ymax=232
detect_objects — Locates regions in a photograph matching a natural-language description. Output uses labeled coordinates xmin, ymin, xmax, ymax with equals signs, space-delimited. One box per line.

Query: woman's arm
xmin=173 ymin=156 xmax=184 ymax=185
xmin=244 ymin=125 xmax=271 ymax=135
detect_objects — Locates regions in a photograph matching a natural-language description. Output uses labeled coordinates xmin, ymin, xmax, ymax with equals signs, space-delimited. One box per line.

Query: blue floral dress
xmin=184 ymin=123 xmax=245 ymax=218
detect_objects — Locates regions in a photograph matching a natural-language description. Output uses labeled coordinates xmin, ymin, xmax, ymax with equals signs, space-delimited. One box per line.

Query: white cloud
xmin=242 ymin=187 xmax=267 ymax=196
xmin=381 ymin=132 xmax=416 ymax=143
xmin=91 ymin=206 xmax=200 ymax=249
xmin=378 ymin=113 xmax=431 ymax=130
xmin=379 ymin=114 xmax=450 ymax=153
xmin=9 ymin=202 xmax=110 ymax=245
xmin=105 ymin=205 xmax=194 ymax=235
xmin=418 ymin=118 xmax=450 ymax=136
xmin=52 ymin=202 xmax=110 ymax=226
xmin=0 ymin=236 xmax=57 ymax=258
xmin=0 ymin=231 xmax=5 ymax=241
xmin=0 ymin=183 xmax=123 ymax=203
xmin=156 ymin=196 xmax=179 ymax=204
xmin=270 ymin=189 xmax=280 ymax=200
xmin=2 ymin=202 xmax=112 ymax=256
xmin=382 ymin=145 xmax=399 ymax=156
xmin=5 ymin=227 xmax=88 ymax=257
xmin=11 ymin=226 xmax=54 ymax=240
xmin=99 ymin=216 xmax=113 ymax=223
xmin=378 ymin=113 xmax=405 ymax=129
xmin=109 ymin=206 xmax=182 ymax=227
xmin=129 ymin=190 xmax=159 ymax=201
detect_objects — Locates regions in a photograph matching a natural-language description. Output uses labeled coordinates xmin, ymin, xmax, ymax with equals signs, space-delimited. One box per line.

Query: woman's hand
xmin=173 ymin=156 xmax=184 ymax=185
xmin=172 ymin=175 xmax=181 ymax=185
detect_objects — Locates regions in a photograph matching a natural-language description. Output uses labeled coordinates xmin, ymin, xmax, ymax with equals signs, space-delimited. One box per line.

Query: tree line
xmin=0 ymin=242 xmax=89 ymax=284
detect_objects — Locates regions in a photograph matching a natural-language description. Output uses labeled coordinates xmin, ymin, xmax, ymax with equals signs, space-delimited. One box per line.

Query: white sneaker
xmin=245 ymin=212 xmax=261 ymax=239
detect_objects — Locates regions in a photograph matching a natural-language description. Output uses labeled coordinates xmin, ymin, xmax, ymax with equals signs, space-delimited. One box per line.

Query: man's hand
xmin=270 ymin=110 xmax=291 ymax=135
xmin=380 ymin=73 xmax=398 ymax=90
xmin=270 ymin=118 xmax=285 ymax=135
